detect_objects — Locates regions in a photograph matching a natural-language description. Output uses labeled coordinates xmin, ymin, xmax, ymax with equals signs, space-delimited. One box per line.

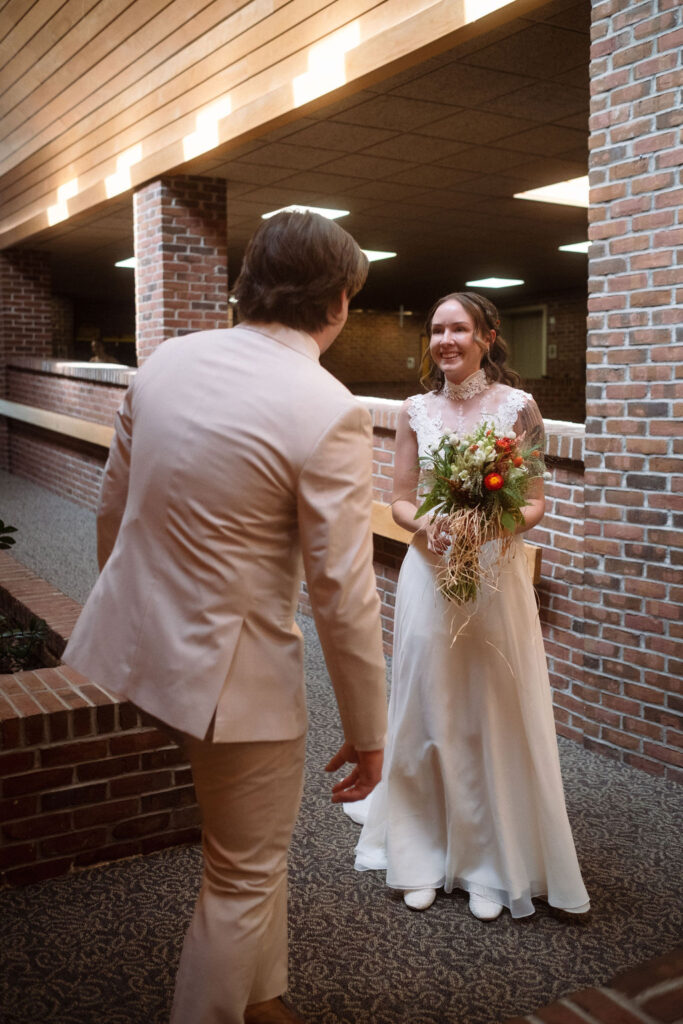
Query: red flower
xmin=513 ymin=455 xmax=523 ymax=467
xmin=495 ymin=437 xmax=514 ymax=452
xmin=484 ymin=471 xmax=504 ymax=490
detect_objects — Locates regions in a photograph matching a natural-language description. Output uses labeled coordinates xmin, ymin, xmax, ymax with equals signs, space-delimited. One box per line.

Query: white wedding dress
xmin=347 ymin=383 xmax=589 ymax=917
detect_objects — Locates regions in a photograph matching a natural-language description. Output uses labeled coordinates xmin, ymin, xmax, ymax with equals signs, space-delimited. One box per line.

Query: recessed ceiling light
xmin=115 ymin=257 xmax=136 ymax=268
xmin=466 ymin=277 xmax=524 ymax=288
xmin=514 ymin=176 xmax=589 ymax=208
xmin=261 ymin=205 xmax=349 ymax=220
xmin=362 ymin=250 xmax=397 ymax=262
xmin=559 ymin=241 xmax=591 ymax=254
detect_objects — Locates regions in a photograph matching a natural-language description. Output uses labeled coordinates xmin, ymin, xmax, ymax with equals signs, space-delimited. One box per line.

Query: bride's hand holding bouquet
xmin=415 ymin=422 xmax=546 ymax=605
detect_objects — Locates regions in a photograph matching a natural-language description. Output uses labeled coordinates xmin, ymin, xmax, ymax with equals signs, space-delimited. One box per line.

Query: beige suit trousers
xmin=170 ymin=734 xmax=307 ymax=1024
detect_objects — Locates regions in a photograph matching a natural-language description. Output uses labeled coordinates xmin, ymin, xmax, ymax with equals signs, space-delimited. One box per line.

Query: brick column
xmin=133 ymin=176 xmax=228 ymax=364
xmin=0 ymin=249 xmax=52 ymax=469
xmin=585 ymin=2 xmax=682 ymax=781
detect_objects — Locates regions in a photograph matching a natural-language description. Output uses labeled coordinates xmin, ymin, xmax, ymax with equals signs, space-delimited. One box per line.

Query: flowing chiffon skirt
xmin=350 ymin=534 xmax=589 ymax=918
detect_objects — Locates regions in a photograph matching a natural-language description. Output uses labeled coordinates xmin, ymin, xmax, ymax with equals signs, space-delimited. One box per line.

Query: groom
xmin=63 ymin=211 xmax=388 ymax=1024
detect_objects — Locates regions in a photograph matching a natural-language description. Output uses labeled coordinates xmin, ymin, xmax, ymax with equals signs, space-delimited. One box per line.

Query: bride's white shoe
xmin=469 ymin=893 xmax=503 ymax=920
xmin=403 ymin=888 xmax=436 ymax=910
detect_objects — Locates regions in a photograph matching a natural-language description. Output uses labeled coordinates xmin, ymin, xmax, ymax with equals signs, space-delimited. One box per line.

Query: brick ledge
xmin=0 ymin=550 xmax=200 ymax=887
xmin=8 ymin=356 xmax=135 ymax=387
xmin=504 ymin=946 xmax=683 ymax=1024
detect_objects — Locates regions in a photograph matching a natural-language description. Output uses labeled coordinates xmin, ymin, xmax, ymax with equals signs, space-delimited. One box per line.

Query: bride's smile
xmin=429 ymin=297 xmax=492 ymax=384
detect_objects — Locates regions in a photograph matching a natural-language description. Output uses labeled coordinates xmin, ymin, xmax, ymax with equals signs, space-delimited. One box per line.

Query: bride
xmin=342 ymin=291 xmax=589 ymax=920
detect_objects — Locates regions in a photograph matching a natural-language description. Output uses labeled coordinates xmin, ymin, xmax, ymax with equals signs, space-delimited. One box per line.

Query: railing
xmin=0 ymin=398 xmax=114 ymax=448
xmin=0 ymin=398 xmax=541 ymax=581
xmin=371 ymin=500 xmax=541 ymax=583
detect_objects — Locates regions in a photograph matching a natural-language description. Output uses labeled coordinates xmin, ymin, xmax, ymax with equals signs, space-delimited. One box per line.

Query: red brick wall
xmin=0 ymin=679 xmax=200 ymax=887
xmin=0 ymin=551 xmax=200 ymax=887
xmin=325 ymin=296 xmax=587 ymax=424
xmin=8 ymin=364 xmax=127 ymax=426
xmin=518 ymin=289 xmax=587 ymax=424
xmin=5 ymin=360 xmax=129 ymax=509
xmin=585 ymin=0 xmax=682 ymax=783
xmin=133 ymin=176 xmax=228 ymax=363
xmin=526 ymin=441 xmax=584 ymax=737
xmin=321 ymin=310 xmax=424 ymax=390
xmin=8 ymin=426 xmax=107 ymax=510
xmin=0 ymin=250 xmax=52 ymax=469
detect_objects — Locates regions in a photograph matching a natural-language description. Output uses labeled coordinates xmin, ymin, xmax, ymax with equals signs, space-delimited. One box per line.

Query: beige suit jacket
xmin=63 ymin=324 xmax=387 ymax=748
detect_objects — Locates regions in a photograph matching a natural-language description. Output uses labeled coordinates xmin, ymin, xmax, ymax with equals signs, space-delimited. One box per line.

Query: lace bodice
xmin=408 ymin=385 xmax=537 ymax=459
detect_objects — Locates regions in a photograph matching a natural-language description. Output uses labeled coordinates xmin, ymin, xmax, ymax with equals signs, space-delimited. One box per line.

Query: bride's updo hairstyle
xmin=422 ymin=291 xmax=521 ymax=391
xmin=232 ymin=210 xmax=369 ymax=334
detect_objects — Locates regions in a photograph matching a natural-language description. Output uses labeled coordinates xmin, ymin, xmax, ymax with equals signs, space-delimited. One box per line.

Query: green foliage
xmin=415 ymin=420 xmax=545 ymax=529
xmin=0 ymin=613 xmax=49 ymax=673
xmin=0 ymin=520 xmax=17 ymax=550
xmin=0 ymin=519 xmax=49 ymax=672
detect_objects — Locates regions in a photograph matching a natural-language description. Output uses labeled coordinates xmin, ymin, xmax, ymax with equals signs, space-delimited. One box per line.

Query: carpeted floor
xmin=0 ymin=475 xmax=681 ymax=1023
xmin=0 ymin=469 xmax=98 ymax=604
xmin=1 ymin=614 xmax=681 ymax=1024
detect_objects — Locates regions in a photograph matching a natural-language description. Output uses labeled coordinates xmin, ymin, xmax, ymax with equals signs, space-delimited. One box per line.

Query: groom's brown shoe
xmin=244 ymin=995 xmax=305 ymax=1023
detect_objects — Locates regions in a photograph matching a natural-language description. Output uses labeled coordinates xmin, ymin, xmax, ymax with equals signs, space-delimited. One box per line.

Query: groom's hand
xmin=325 ymin=742 xmax=383 ymax=803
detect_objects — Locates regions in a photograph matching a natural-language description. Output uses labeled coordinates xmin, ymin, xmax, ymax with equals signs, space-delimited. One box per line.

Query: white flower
xmin=543 ymin=471 xmax=552 ymax=480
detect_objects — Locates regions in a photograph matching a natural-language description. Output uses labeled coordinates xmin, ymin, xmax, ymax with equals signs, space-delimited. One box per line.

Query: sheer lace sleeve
xmin=407 ymin=393 xmax=444 ymax=459
xmin=514 ymin=396 xmax=546 ymax=494
xmin=514 ymin=395 xmax=545 ymax=455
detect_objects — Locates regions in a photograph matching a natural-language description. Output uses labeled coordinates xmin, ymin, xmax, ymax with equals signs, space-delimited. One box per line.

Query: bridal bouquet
xmin=415 ymin=422 xmax=545 ymax=604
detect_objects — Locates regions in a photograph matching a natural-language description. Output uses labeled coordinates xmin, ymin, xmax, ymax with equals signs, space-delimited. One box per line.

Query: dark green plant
xmin=0 ymin=519 xmax=49 ymax=671
xmin=0 ymin=520 xmax=17 ymax=550
xmin=0 ymin=614 xmax=49 ymax=674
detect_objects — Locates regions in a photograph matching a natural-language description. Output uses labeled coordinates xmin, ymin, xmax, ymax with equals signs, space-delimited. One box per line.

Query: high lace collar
xmin=442 ymin=368 xmax=488 ymax=401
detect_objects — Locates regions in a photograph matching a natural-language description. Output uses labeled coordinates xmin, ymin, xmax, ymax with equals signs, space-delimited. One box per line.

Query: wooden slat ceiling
xmin=1 ymin=0 xmax=589 ymax=312
xmin=0 ymin=0 xmax=466 ymax=237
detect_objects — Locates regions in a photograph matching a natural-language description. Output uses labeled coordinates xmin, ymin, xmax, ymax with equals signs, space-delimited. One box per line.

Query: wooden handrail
xmin=0 ymin=401 xmax=541 ymax=583
xmin=372 ymin=500 xmax=541 ymax=584
xmin=0 ymin=399 xmax=114 ymax=449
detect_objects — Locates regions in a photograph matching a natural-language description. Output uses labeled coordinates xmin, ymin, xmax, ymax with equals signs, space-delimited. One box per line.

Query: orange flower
xmin=513 ymin=455 xmax=524 ymax=467
xmin=484 ymin=471 xmax=504 ymax=490
xmin=495 ymin=437 xmax=514 ymax=452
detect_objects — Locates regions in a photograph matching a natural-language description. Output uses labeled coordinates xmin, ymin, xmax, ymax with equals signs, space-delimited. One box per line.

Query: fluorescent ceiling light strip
xmin=105 ymin=144 xmax=143 ymax=198
xmin=47 ymin=178 xmax=79 ymax=225
xmin=115 ymin=257 xmax=136 ymax=268
xmin=362 ymin=250 xmax=397 ymax=262
xmin=262 ymin=205 xmax=349 ymax=220
xmin=466 ymin=277 xmax=524 ymax=288
xmin=183 ymin=96 xmax=232 ymax=161
xmin=293 ymin=22 xmax=360 ymax=107
xmin=559 ymin=241 xmax=591 ymax=254
xmin=514 ymin=175 xmax=589 ymax=208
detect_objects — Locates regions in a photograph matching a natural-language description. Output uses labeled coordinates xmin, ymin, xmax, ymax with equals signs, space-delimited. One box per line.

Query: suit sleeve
xmin=97 ymin=381 xmax=134 ymax=570
xmin=297 ymin=403 xmax=388 ymax=750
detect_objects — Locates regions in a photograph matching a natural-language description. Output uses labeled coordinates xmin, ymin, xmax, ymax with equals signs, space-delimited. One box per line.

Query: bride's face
xmin=429 ymin=298 xmax=487 ymax=385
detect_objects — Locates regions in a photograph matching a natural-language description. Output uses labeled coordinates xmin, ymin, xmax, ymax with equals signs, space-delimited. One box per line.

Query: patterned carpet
xmin=1 ymin=616 xmax=681 ymax=1024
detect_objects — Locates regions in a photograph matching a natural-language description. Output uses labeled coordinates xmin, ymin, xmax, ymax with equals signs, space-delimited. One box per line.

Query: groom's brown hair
xmin=233 ymin=210 xmax=368 ymax=334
